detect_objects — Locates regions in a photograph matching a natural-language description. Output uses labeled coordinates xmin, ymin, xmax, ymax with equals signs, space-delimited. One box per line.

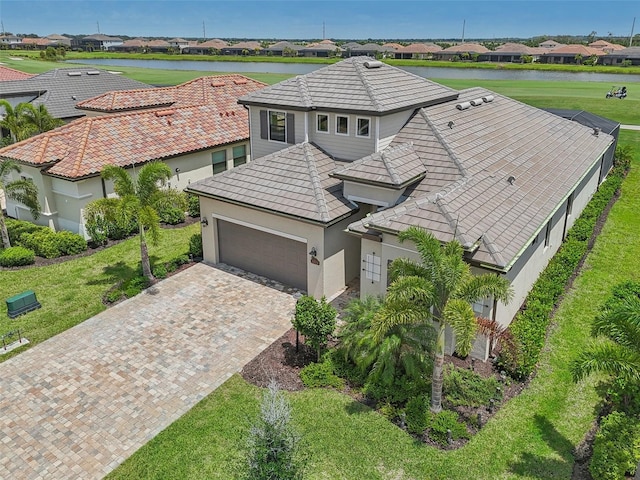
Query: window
xmin=233 ymin=145 xmax=247 ymax=167
xmin=316 ymin=114 xmax=329 ymax=133
xmin=364 ymin=253 xmax=381 ymax=282
xmin=544 ymin=221 xmax=551 ymax=248
xmin=212 ymin=150 xmax=227 ymax=174
xmin=356 ymin=117 xmax=370 ymax=137
xmin=567 ymin=193 xmax=574 ymax=216
xmin=269 ymin=110 xmax=286 ymax=142
xmin=336 ymin=115 xmax=349 ymax=135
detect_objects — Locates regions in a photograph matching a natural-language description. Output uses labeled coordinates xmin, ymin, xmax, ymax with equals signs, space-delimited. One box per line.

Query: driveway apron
xmin=0 ymin=263 xmax=297 ymax=479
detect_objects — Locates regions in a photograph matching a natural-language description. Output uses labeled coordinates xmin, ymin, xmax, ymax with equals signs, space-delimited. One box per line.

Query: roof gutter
xmin=501 ymin=141 xmax=613 ymax=273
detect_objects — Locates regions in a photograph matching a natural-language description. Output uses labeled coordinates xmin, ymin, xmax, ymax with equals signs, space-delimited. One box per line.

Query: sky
xmin=0 ymin=0 xmax=638 ymax=41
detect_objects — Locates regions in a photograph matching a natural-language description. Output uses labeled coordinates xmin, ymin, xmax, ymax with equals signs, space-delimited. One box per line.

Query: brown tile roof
xmin=442 ymin=43 xmax=490 ymax=54
xmin=589 ymin=40 xmax=625 ymax=51
xmin=349 ymin=88 xmax=614 ymax=269
xmin=398 ymin=43 xmax=442 ymax=54
xmin=0 ymin=104 xmax=249 ymax=179
xmin=188 ymin=142 xmax=355 ymax=224
xmin=545 ymin=44 xmax=606 ymax=56
xmin=239 ymin=57 xmax=458 ymax=114
xmin=21 ymin=37 xmax=54 ymax=47
xmin=0 ymin=65 xmax=34 ymax=81
xmin=332 ymin=143 xmax=426 ymax=188
xmin=77 ymin=75 xmax=267 ymax=113
xmin=197 ymin=39 xmax=229 ymax=49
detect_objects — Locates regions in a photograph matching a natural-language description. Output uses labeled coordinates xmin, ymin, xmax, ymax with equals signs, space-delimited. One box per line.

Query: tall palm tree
xmin=572 ymin=296 xmax=640 ymax=384
xmin=0 ymin=160 xmax=41 ymax=248
xmin=100 ymin=161 xmax=172 ymax=279
xmin=0 ymin=100 xmax=29 ymax=144
xmin=374 ymin=226 xmax=513 ymax=412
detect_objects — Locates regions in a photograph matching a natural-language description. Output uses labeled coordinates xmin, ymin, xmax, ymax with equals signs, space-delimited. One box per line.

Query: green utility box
xmin=6 ymin=290 xmax=41 ymax=319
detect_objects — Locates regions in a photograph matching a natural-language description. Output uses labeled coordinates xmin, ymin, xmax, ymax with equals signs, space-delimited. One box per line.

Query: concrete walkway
xmin=0 ymin=263 xmax=298 ymax=479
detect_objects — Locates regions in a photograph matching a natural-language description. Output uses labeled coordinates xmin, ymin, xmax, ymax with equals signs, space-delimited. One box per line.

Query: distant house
xmin=221 ymin=41 xmax=262 ymax=55
xmin=0 ymin=75 xmax=267 ymax=236
xmin=395 ymin=43 xmax=442 ymax=59
xmin=600 ymin=46 xmax=640 ymax=66
xmin=0 ymin=67 xmax=151 ymax=121
xmin=184 ymin=39 xmax=229 ymax=55
xmin=187 ymin=57 xmax=617 ymax=359
xmin=588 ymin=40 xmax=625 ymax=53
xmin=539 ymin=45 xmax=606 ymax=64
xmin=299 ymin=40 xmax=341 ymax=57
xmin=482 ymin=43 xmax=545 ymax=62
xmin=434 ymin=43 xmax=490 ymax=60
xmin=262 ymin=41 xmax=302 ymax=57
xmin=73 ymin=34 xmax=123 ymax=51
xmin=346 ymin=43 xmax=395 ymax=58
xmin=0 ymin=34 xmax=22 ymax=48
xmin=168 ymin=38 xmax=190 ymax=51
xmin=539 ymin=39 xmax=565 ymax=49
xmin=21 ymin=34 xmax=72 ymax=49
xmin=112 ymin=38 xmax=150 ymax=52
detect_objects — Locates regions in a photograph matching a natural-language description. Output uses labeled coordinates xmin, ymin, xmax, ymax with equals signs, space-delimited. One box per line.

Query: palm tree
xmin=572 ymin=296 xmax=640 ymax=385
xmin=0 ymin=100 xmax=29 ymax=144
xmin=20 ymin=104 xmax=64 ymax=137
xmin=374 ymin=226 xmax=513 ymax=412
xmin=0 ymin=160 xmax=41 ymax=248
xmin=100 ymin=161 xmax=172 ymax=279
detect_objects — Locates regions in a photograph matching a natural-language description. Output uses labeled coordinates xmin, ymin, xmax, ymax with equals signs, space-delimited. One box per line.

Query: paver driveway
xmin=0 ymin=263 xmax=298 ymax=479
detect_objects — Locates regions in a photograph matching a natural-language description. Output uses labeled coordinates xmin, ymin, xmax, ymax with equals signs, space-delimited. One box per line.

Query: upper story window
xmin=269 ymin=110 xmax=286 ymax=142
xmin=336 ymin=115 xmax=349 ymax=135
xmin=317 ymin=114 xmax=329 ymax=133
xmin=356 ymin=117 xmax=370 ymax=138
xmin=260 ymin=110 xmax=295 ymax=144
xmin=544 ymin=221 xmax=552 ymax=248
xmin=233 ymin=145 xmax=247 ymax=167
xmin=212 ymin=150 xmax=227 ymax=174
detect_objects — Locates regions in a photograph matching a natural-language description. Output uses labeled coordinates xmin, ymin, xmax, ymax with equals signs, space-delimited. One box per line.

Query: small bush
xmin=590 ymin=411 xmax=640 ymax=480
xmin=299 ymin=359 xmax=344 ymax=389
xmin=20 ymin=229 xmax=60 ymax=258
xmin=153 ymin=264 xmax=168 ymax=279
xmin=189 ymin=233 xmax=203 ymax=258
xmin=0 ymin=246 xmax=35 ymax=267
xmin=443 ymin=366 xmax=501 ymax=408
xmin=364 ymin=374 xmax=429 ymax=405
xmin=5 ymin=218 xmax=46 ymax=245
xmin=428 ymin=410 xmax=470 ymax=446
xmin=158 ymin=206 xmax=185 ymax=225
xmin=187 ymin=194 xmax=200 ymax=217
xmin=54 ymin=231 xmax=87 ymax=255
xmin=105 ymin=289 xmax=124 ymax=304
xmin=378 ymin=402 xmax=400 ymax=422
xmin=122 ymin=276 xmax=151 ymax=298
xmin=405 ymin=395 xmax=430 ymax=435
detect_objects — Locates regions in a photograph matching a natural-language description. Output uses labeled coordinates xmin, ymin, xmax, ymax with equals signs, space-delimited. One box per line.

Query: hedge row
xmin=3 ymin=218 xmax=87 ymax=259
xmin=497 ymin=147 xmax=632 ymax=379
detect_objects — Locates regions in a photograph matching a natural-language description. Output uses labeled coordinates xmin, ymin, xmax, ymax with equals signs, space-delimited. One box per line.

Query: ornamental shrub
xmin=0 ymin=246 xmax=35 ymax=267
xmin=187 ymin=193 xmax=200 ymax=217
xmin=188 ymin=233 xmax=203 ymax=258
xmin=590 ymin=411 xmax=640 ymax=480
xmin=428 ymin=410 xmax=470 ymax=446
xmin=4 ymin=218 xmax=46 ymax=245
xmin=405 ymin=395 xmax=430 ymax=435
xmin=299 ymin=358 xmax=344 ymax=389
xmin=152 ymin=264 xmax=168 ymax=279
xmin=293 ymin=295 xmax=337 ymax=362
xmin=20 ymin=229 xmax=60 ymax=258
xmin=443 ymin=365 xmax=501 ymax=408
xmin=54 ymin=231 xmax=87 ymax=255
xmin=158 ymin=206 xmax=185 ymax=225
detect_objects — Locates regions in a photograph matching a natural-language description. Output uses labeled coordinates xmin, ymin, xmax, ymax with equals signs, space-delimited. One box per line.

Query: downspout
xmin=101 ymin=177 xmax=107 ymax=198
xmin=244 ymin=105 xmax=253 ymax=163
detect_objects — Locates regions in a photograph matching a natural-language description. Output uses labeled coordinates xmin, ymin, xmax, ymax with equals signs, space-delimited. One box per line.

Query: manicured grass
xmin=0 ymin=224 xmax=198 ymax=361
xmin=109 ymin=138 xmax=640 ymax=478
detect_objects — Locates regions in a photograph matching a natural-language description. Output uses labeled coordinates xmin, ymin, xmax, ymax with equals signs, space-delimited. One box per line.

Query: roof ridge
xmin=69 ymin=119 xmax=93 ymax=177
xmin=479 ymin=233 xmax=507 ymax=267
xmin=419 ymin=108 xmax=468 ymax=177
xmin=295 ymin=76 xmax=313 ymax=107
xmin=303 ymin=143 xmax=331 ymax=222
xmin=434 ymin=198 xmax=472 ymax=248
xmin=353 ymin=59 xmax=382 ymax=112
xmin=380 ymin=143 xmax=412 ymax=185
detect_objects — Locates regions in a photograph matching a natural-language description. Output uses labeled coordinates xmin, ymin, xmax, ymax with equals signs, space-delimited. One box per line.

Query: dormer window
xmin=316 ymin=114 xmax=329 ymax=133
xmin=336 ymin=115 xmax=349 ymax=135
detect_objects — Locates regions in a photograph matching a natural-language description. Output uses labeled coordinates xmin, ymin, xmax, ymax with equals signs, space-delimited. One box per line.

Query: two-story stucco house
xmin=186 ymin=57 xmax=616 ymax=359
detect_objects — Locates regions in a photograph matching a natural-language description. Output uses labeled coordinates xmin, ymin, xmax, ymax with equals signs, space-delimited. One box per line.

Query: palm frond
xmin=444 ymin=299 xmax=477 ymax=357
xmin=101 ymin=165 xmax=136 ymax=197
xmin=398 ymin=226 xmax=442 ymax=274
xmin=385 ymin=275 xmax=435 ymax=307
xmin=4 ymin=178 xmax=41 ymax=219
xmin=0 ymin=159 xmax=21 ymax=182
xmin=136 ymin=161 xmax=172 ymax=204
xmin=455 ymin=273 xmax=514 ymax=305
xmin=571 ymin=342 xmax=640 ymax=382
xmin=388 ymin=257 xmax=429 ymax=283
xmin=593 ymin=297 xmax=640 ymax=350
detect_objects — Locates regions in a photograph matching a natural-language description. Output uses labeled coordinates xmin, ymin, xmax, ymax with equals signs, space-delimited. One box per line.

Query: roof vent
xmin=482 ymin=95 xmax=494 ymax=103
xmin=448 ymin=121 xmax=455 ymax=129
xmin=86 ymin=71 xmax=100 ymax=75
xmin=211 ymin=81 xmax=225 ymax=87
xmin=67 ymin=72 xmax=82 ymax=77
xmin=233 ymin=79 xmax=247 ymax=85
xmin=592 ymin=127 xmax=600 ymax=136
xmin=470 ymin=98 xmax=483 ymax=106
xmin=155 ymin=110 xmax=175 ymax=117
xmin=507 ymin=176 xmax=516 ymax=185
xmin=363 ymin=60 xmax=383 ymax=69
xmin=456 ymin=101 xmax=471 ymax=110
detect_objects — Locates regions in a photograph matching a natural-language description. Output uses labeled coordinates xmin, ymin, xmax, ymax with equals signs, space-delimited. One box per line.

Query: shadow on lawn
xmin=508 ymin=414 xmax=576 ymax=479
xmin=85 ymin=260 xmax=145 ymax=287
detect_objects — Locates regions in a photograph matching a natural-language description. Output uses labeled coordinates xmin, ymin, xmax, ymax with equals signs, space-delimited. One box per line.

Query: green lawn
xmin=108 ymin=133 xmax=640 ymax=479
xmin=0 ymin=224 xmax=198 ymax=361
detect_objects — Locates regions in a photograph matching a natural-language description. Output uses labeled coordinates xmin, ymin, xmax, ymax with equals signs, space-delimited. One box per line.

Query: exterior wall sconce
xmin=308 ymin=247 xmax=317 ymax=256
xmin=201 ymin=217 xmax=209 ymax=227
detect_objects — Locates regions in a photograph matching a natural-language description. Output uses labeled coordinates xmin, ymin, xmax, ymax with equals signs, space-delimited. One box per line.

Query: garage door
xmin=217 ymin=220 xmax=307 ymax=290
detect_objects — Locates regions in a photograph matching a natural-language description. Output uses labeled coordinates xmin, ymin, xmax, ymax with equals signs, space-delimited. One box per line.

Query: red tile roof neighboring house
xmin=0 ymin=65 xmax=35 ymax=81
xmin=0 ymin=104 xmax=249 ymax=179
xmin=442 ymin=43 xmax=490 ymax=54
xmin=547 ymin=44 xmax=606 ymax=56
xmin=398 ymin=43 xmax=443 ymax=54
xmin=21 ymin=37 xmax=55 ymax=47
xmin=76 ymin=75 xmax=266 ymax=113
xmin=589 ymin=40 xmax=626 ymax=52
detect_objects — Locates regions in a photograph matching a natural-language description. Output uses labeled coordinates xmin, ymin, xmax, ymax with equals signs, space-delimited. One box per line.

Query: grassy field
xmin=0 ymin=224 xmax=198 ymax=361
xmin=108 ymin=131 xmax=640 ymax=479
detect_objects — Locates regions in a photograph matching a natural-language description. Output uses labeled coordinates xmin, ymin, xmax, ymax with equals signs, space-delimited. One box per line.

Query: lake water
xmin=67 ymin=58 xmax=640 ymax=83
